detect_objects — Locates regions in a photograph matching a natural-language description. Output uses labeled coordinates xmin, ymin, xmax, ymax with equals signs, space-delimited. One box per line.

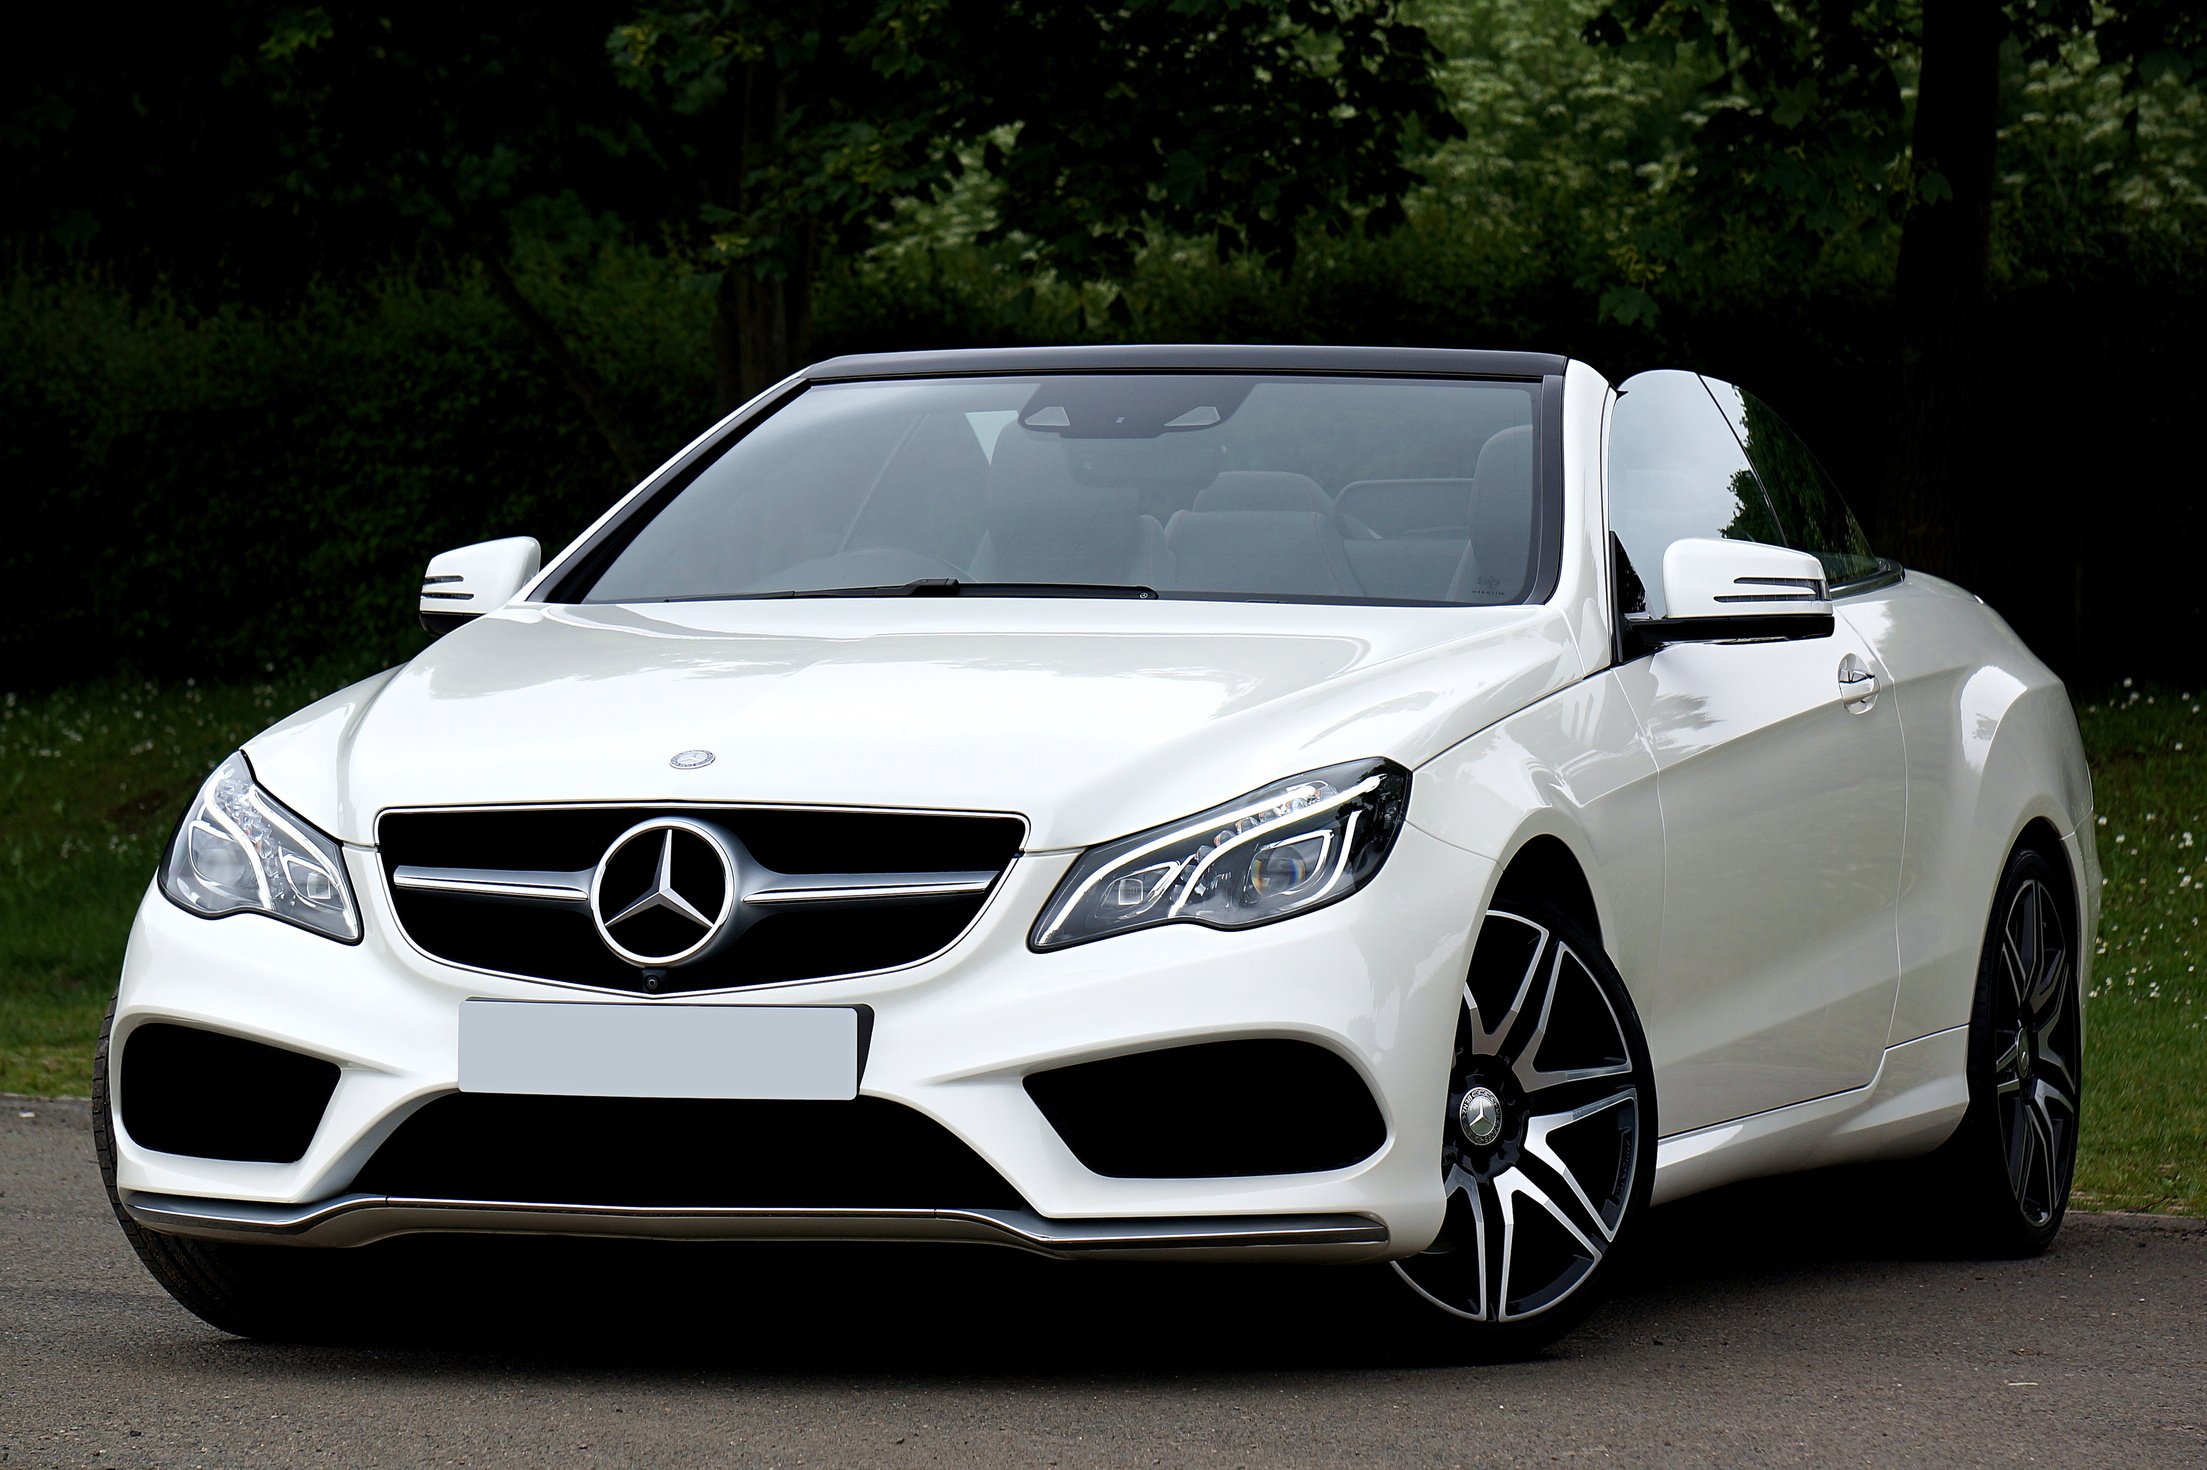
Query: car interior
xmin=586 ymin=378 xmax=1546 ymax=606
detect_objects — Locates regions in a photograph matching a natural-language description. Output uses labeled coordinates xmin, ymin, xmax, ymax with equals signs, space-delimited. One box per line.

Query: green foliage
xmin=1995 ymin=41 xmax=2207 ymax=279
xmin=3 ymin=0 xmax=2203 ymax=684
xmin=1578 ymin=0 xmax=2207 ymax=315
xmin=254 ymin=1 xmax=669 ymax=243
xmin=0 ymin=249 xmax=711 ymax=688
xmin=608 ymin=0 xmax=1461 ymax=282
xmin=1579 ymin=0 xmax=1921 ymax=298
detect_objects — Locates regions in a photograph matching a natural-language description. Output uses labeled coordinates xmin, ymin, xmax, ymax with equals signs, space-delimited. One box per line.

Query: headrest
xmin=1450 ymin=424 xmax=1538 ymax=602
xmin=1475 ymin=423 xmax=1532 ymax=488
xmin=983 ymin=429 xmax=1142 ymax=578
xmin=1164 ymin=510 xmax=1361 ymax=596
xmin=1194 ymin=470 xmax=1331 ymax=514
xmin=1334 ymin=478 xmax=1476 ymax=538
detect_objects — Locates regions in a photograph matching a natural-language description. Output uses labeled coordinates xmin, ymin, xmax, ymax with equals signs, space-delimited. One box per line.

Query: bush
xmin=7 ymin=211 xmax=2202 ymax=689
xmin=2 ymin=250 xmax=710 ymax=687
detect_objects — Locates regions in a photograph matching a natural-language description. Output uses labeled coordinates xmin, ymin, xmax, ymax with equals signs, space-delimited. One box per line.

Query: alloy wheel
xmin=1989 ymin=876 xmax=2080 ymax=1229
xmin=1394 ymin=910 xmax=1647 ymax=1323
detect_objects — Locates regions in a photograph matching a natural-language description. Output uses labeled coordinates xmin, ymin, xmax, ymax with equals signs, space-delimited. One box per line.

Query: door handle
xmin=1838 ymin=653 xmax=1879 ymax=713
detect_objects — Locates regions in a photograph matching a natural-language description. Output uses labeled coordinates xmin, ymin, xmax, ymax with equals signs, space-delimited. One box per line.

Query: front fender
xmin=1405 ymin=671 xmax=1663 ymax=1015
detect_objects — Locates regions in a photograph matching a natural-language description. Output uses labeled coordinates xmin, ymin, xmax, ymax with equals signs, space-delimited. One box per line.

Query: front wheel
xmin=1391 ymin=898 xmax=1656 ymax=1355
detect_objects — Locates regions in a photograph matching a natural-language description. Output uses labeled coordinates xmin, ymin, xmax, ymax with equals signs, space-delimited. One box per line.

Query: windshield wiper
xmin=785 ymin=579 xmax=1159 ymax=600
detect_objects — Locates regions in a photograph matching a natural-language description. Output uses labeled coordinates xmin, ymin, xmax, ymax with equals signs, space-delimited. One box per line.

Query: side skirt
xmin=1651 ymin=1026 xmax=1968 ymax=1206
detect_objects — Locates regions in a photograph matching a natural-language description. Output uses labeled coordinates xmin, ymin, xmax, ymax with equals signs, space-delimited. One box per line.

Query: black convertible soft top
xmin=805 ymin=343 xmax=1568 ymax=382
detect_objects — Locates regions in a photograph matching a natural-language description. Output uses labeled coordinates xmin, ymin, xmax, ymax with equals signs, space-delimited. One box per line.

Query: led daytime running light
xmin=1032 ymin=759 xmax=1409 ymax=949
xmin=159 ymin=753 xmax=361 ymax=943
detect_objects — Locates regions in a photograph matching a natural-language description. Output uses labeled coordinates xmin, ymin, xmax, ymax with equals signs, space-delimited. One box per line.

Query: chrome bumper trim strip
xmin=122 ymin=1192 xmax=1390 ymax=1260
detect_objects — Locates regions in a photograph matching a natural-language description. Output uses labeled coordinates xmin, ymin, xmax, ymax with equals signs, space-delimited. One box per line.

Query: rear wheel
xmin=93 ymin=998 xmax=381 ymax=1340
xmin=1931 ymin=844 xmax=2082 ymax=1255
xmin=1391 ymin=898 xmax=1656 ymax=1355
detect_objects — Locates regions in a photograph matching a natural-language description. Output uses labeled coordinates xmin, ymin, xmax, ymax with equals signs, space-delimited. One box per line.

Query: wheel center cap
xmin=1458 ymin=1086 xmax=1504 ymax=1147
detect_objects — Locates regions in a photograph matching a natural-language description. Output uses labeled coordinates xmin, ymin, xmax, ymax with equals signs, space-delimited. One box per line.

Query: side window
xmin=1607 ymin=370 xmax=1784 ymax=618
xmin=1702 ymin=378 xmax=1883 ymax=586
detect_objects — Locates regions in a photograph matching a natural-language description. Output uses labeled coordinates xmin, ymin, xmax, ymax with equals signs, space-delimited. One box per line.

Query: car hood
xmin=248 ymin=599 xmax=1582 ymax=849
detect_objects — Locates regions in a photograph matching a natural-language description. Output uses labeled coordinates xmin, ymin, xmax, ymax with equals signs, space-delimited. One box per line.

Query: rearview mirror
xmin=418 ymin=537 xmax=541 ymax=637
xmin=1626 ymin=537 xmax=1833 ymax=650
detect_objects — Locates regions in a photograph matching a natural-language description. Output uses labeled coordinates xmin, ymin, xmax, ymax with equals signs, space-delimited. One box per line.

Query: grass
xmin=1 ymin=668 xmax=2199 ymax=1213
xmin=2070 ymin=683 xmax=2205 ymax=1215
xmin=0 ymin=660 xmax=383 ymax=1096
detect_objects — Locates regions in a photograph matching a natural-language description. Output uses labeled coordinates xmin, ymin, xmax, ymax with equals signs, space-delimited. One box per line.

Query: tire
xmin=1390 ymin=896 xmax=1657 ymax=1357
xmin=93 ymin=997 xmax=380 ymax=1340
xmin=1929 ymin=843 xmax=2083 ymax=1256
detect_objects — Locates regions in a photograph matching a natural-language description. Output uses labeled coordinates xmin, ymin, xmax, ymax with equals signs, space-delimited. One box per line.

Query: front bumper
xmin=111 ymin=823 xmax=1493 ymax=1262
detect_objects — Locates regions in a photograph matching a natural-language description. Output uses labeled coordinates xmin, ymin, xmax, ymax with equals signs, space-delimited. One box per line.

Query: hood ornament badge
xmin=669 ymin=749 xmax=715 ymax=770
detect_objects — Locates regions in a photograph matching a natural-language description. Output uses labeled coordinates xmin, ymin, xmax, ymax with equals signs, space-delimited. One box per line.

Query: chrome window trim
xmin=1830 ymin=559 xmax=1906 ymax=599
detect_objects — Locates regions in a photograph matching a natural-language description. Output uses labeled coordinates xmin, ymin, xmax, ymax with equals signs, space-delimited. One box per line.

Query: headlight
xmin=159 ymin=753 xmax=360 ymax=943
xmin=1032 ymin=759 xmax=1410 ymax=950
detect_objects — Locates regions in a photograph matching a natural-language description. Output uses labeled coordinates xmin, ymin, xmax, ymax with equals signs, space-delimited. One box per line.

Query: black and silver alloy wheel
xmin=1989 ymin=871 xmax=2081 ymax=1229
xmin=1393 ymin=898 xmax=1655 ymax=1350
xmin=1936 ymin=843 xmax=2082 ymax=1255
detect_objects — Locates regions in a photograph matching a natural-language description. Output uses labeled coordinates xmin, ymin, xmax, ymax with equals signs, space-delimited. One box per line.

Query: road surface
xmin=4 ymin=1099 xmax=2200 ymax=1467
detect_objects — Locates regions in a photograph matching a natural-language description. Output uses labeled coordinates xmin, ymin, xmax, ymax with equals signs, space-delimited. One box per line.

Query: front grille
xmin=349 ymin=1093 xmax=1029 ymax=1210
xmin=379 ymin=805 xmax=1024 ymax=994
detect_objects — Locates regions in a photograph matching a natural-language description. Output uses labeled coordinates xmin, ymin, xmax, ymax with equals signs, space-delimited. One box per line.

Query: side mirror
xmin=1626 ymin=537 xmax=1833 ymax=650
xmin=419 ymin=537 xmax=541 ymax=637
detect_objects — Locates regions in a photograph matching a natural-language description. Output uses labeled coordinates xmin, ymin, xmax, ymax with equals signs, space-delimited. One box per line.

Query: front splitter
xmin=123 ymin=1191 xmax=1393 ymax=1263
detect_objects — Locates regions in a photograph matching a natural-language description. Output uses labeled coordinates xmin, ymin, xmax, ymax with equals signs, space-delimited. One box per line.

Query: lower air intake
xmin=1025 ymin=1040 xmax=1387 ymax=1178
xmin=120 ymin=1024 xmax=339 ymax=1164
xmin=348 ymin=1094 xmax=1028 ymax=1211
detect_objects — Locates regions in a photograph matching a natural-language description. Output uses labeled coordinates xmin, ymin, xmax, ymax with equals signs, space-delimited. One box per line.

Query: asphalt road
xmin=3 ymin=1099 xmax=2201 ymax=1469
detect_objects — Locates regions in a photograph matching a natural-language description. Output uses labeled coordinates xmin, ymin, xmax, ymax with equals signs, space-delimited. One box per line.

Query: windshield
xmin=578 ymin=374 xmax=1551 ymax=606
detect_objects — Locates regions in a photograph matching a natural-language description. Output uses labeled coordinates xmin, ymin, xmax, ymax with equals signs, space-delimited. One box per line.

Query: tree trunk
xmin=711 ymin=246 xmax=816 ymax=412
xmin=1883 ymin=0 xmax=2003 ymax=590
xmin=706 ymin=63 xmax=817 ymax=413
xmin=470 ymin=233 xmax=652 ymax=487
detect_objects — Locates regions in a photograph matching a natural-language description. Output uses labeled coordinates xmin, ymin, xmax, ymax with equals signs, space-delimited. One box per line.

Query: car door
xmin=1699 ymin=375 xmax=1933 ymax=1044
xmin=1604 ymin=370 xmax=1905 ymax=1135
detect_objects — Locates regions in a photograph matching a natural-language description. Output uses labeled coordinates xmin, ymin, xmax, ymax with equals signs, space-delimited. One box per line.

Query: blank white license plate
xmin=458 ymin=1000 xmax=860 ymax=1100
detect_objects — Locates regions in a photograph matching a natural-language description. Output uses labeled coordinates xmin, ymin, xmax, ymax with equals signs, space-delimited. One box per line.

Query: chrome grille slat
xmin=392 ymin=865 xmax=593 ymax=904
xmin=745 ymin=872 xmax=996 ymax=906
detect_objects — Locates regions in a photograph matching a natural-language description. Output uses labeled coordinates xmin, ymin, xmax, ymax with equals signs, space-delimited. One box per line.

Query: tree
xmin=252 ymin=1 xmax=1458 ymax=468
xmin=1584 ymin=0 xmax=2205 ymax=586
xmin=257 ymin=3 xmax=678 ymax=485
xmin=609 ymin=0 xmax=1463 ymax=406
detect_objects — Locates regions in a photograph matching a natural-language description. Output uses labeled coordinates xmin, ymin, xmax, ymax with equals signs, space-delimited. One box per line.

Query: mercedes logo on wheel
xmin=588 ymin=817 xmax=736 ymax=967
xmin=1458 ymin=1085 xmax=1504 ymax=1148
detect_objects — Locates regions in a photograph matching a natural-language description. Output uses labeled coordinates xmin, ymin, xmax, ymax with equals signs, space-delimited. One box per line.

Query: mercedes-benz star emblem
xmin=588 ymin=818 xmax=736 ymax=967
xmin=669 ymin=748 xmax=716 ymax=770
xmin=1458 ymin=1085 xmax=1504 ymax=1148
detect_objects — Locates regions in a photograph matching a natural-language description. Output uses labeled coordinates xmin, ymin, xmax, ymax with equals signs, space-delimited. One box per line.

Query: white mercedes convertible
xmin=102 ymin=346 xmax=2096 ymax=1352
